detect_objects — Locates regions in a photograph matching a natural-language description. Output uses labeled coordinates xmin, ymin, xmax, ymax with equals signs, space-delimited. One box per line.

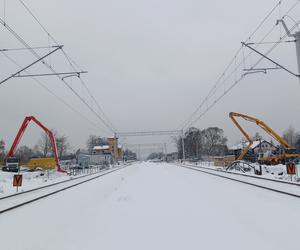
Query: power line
xmin=188 ymin=21 xmax=299 ymax=127
xmin=1 ymin=50 xmax=111 ymax=134
xmin=0 ymin=45 xmax=59 ymax=52
xmin=179 ymin=0 xmax=299 ymax=130
xmin=0 ymin=16 xmax=117 ymax=134
xmin=118 ymin=130 xmax=182 ymax=137
xmin=179 ymin=1 xmax=283 ymax=130
xmin=16 ymin=0 xmax=118 ymax=133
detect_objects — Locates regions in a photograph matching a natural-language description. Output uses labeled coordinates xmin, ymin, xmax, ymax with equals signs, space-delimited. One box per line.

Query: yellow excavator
xmin=229 ymin=112 xmax=300 ymax=165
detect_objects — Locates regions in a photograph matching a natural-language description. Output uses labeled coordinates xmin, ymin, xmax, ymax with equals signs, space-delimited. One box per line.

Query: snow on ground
xmin=0 ymin=162 xmax=300 ymax=250
xmin=0 ymin=170 xmax=68 ymax=196
xmin=187 ymin=161 xmax=300 ymax=182
xmin=0 ymin=164 xmax=117 ymax=197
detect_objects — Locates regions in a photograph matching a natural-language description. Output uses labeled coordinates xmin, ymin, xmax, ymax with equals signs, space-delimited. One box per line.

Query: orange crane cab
xmin=6 ymin=116 xmax=64 ymax=172
xmin=229 ymin=112 xmax=300 ymax=165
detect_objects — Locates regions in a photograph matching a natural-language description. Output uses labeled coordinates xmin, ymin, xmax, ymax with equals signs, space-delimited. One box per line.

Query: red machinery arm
xmin=7 ymin=116 xmax=63 ymax=172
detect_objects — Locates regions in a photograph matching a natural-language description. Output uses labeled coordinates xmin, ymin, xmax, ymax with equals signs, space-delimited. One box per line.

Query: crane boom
xmin=229 ymin=112 xmax=292 ymax=161
xmin=7 ymin=116 xmax=63 ymax=172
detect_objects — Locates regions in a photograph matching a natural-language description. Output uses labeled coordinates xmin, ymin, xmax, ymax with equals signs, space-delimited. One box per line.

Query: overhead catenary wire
xmin=1 ymin=50 xmax=111 ymax=135
xmin=179 ymin=0 xmax=300 ymax=131
xmin=188 ymin=21 xmax=299 ymax=127
xmin=0 ymin=45 xmax=61 ymax=52
xmin=179 ymin=1 xmax=283 ymax=130
xmin=3 ymin=0 xmax=6 ymax=24
xmin=0 ymin=16 xmax=117 ymax=134
xmin=190 ymin=24 xmax=279 ymax=120
xmin=16 ymin=0 xmax=118 ymax=133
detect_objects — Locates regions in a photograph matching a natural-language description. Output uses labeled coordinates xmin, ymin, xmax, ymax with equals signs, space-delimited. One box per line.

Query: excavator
xmin=229 ymin=112 xmax=300 ymax=165
xmin=3 ymin=116 xmax=64 ymax=172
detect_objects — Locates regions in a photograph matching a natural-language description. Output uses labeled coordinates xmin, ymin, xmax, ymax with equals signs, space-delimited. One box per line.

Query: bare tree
xmin=251 ymin=132 xmax=262 ymax=141
xmin=184 ymin=127 xmax=203 ymax=159
xmin=202 ymin=127 xmax=227 ymax=156
xmin=174 ymin=135 xmax=183 ymax=159
xmin=56 ymin=135 xmax=70 ymax=159
xmin=175 ymin=126 xmax=227 ymax=159
xmin=123 ymin=149 xmax=137 ymax=160
xmin=37 ymin=130 xmax=57 ymax=157
xmin=38 ymin=133 xmax=52 ymax=157
xmin=295 ymin=134 xmax=300 ymax=150
xmin=33 ymin=145 xmax=43 ymax=157
xmin=282 ymin=125 xmax=299 ymax=147
xmin=0 ymin=139 xmax=5 ymax=161
xmin=15 ymin=145 xmax=35 ymax=163
xmin=147 ymin=152 xmax=164 ymax=160
xmin=86 ymin=135 xmax=107 ymax=153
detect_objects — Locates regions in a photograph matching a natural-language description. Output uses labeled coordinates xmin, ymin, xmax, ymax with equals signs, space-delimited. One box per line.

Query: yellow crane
xmin=229 ymin=112 xmax=300 ymax=164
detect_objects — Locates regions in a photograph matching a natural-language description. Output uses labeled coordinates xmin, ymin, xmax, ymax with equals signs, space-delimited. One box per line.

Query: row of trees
xmin=175 ymin=127 xmax=228 ymax=159
xmin=175 ymin=125 xmax=300 ymax=161
xmin=147 ymin=152 xmax=164 ymax=160
xmin=0 ymin=132 xmax=70 ymax=163
xmin=1 ymin=125 xmax=299 ymax=164
xmin=1 ymin=133 xmax=138 ymax=164
xmin=282 ymin=126 xmax=300 ymax=149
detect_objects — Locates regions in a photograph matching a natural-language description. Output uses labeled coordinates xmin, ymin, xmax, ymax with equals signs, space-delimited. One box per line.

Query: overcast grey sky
xmin=0 ymin=0 xmax=299 ymax=154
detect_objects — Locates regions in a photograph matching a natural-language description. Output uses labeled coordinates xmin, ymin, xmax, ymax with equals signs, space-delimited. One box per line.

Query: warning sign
xmin=13 ymin=175 xmax=23 ymax=187
xmin=286 ymin=163 xmax=296 ymax=175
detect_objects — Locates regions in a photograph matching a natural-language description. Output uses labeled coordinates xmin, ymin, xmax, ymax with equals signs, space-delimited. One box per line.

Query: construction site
xmin=0 ymin=1 xmax=300 ymax=250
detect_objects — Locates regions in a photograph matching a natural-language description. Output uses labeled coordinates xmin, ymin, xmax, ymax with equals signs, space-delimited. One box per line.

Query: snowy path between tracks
xmin=0 ymin=162 xmax=300 ymax=250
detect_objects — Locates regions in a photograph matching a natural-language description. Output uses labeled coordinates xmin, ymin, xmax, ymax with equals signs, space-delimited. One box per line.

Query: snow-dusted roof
xmin=93 ymin=145 xmax=109 ymax=150
xmin=93 ymin=145 xmax=122 ymax=151
xmin=229 ymin=140 xmax=261 ymax=150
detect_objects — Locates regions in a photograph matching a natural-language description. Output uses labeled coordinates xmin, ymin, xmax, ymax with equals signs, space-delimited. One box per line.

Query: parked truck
xmin=2 ymin=157 xmax=19 ymax=172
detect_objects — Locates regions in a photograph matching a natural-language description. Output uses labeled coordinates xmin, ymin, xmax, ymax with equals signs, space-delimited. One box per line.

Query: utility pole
xmin=138 ymin=144 xmax=141 ymax=161
xmin=164 ymin=143 xmax=167 ymax=162
xmin=181 ymin=129 xmax=186 ymax=162
xmin=276 ymin=19 xmax=300 ymax=76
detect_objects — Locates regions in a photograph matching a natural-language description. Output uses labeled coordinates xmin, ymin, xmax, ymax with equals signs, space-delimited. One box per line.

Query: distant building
xmin=92 ymin=145 xmax=110 ymax=154
xmin=77 ymin=152 xmax=112 ymax=167
xmin=77 ymin=153 xmax=90 ymax=168
xmin=90 ymin=154 xmax=111 ymax=165
xmin=228 ymin=140 xmax=277 ymax=162
xmin=107 ymin=137 xmax=123 ymax=160
xmin=92 ymin=137 xmax=123 ymax=161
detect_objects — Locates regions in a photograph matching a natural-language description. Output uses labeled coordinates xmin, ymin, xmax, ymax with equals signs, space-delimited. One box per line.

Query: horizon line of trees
xmin=175 ymin=126 xmax=228 ymax=160
xmin=1 ymin=125 xmax=300 ymax=163
xmin=175 ymin=125 xmax=300 ymax=160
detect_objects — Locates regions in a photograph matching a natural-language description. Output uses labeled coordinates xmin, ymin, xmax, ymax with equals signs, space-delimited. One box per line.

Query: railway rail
xmin=176 ymin=163 xmax=300 ymax=199
xmin=0 ymin=164 xmax=130 ymax=215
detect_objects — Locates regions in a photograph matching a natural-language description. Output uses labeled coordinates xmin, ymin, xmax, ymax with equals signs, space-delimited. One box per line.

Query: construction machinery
xmin=5 ymin=116 xmax=63 ymax=172
xmin=229 ymin=112 xmax=300 ymax=165
xmin=27 ymin=157 xmax=57 ymax=171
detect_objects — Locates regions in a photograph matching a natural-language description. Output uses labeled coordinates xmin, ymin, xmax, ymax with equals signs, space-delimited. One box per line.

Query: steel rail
xmin=0 ymin=167 xmax=110 ymax=201
xmin=180 ymin=162 xmax=300 ymax=186
xmin=0 ymin=165 xmax=131 ymax=215
xmin=176 ymin=163 xmax=300 ymax=199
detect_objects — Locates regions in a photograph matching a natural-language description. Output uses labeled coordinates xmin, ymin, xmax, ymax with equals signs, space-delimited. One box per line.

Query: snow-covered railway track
xmin=177 ymin=163 xmax=300 ymax=199
xmin=0 ymin=165 xmax=129 ymax=215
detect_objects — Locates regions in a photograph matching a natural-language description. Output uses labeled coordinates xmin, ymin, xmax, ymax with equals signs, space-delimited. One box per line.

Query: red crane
xmin=7 ymin=116 xmax=63 ymax=172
